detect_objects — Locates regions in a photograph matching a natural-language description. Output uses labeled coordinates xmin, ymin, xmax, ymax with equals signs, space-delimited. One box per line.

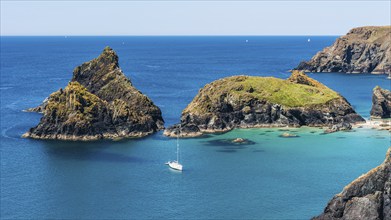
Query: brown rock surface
xmin=295 ymin=26 xmax=391 ymax=74
xmin=313 ymin=147 xmax=391 ymax=220
xmin=23 ymin=47 xmax=164 ymax=140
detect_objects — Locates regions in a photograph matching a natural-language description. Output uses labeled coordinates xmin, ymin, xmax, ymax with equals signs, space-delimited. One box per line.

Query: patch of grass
xmin=184 ymin=72 xmax=340 ymax=114
xmin=45 ymin=82 xmax=105 ymax=124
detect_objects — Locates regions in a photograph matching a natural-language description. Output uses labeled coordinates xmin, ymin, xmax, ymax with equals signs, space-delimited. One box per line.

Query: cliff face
xmin=313 ymin=147 xmax=391 ymax=220
xmin=371 ymin=86 xmax=391 ymax=119
xmin=164 ymin=71 xmax=365 ymax=137
xmin=295 ymin=26 xmax=391 ymax=74
xmin=23 ymin=47 xmax=164 ymax=140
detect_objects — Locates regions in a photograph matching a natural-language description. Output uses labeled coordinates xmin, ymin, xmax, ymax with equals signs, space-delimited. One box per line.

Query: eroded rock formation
xmin=371 ymin=86 xmax=391 ymax=119
xmin=23 ymin=47 xmax=164 ymax=140
xmin=295 ymin=26 xmax=391 ymax=74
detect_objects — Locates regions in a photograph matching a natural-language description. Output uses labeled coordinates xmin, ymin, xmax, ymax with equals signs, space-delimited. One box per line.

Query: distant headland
xmin=295 ymin=26 xmax=391 ymax=74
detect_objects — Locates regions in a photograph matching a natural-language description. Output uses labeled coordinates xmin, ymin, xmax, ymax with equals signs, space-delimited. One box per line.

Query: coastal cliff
xmin=371 ymin=86 xmax=391 ymax=119
xmin=164 ymin=71 xmax=364 ymax=137
xmin=313 ymin=147 xmax=391 ymax=220
xmin=295 ymin=26 xmax=391 ymax=74
xmin=23 ymin=47 xmax=164 ymax=140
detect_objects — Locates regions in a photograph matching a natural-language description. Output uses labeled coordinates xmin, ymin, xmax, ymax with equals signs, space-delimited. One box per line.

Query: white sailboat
xmin=166 ymin=127 xmax=183 ymax=171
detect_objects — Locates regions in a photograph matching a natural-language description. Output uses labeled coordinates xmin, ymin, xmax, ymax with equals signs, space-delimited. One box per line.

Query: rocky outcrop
xmin=164 ymin=71 xmax=365 ymax=137
xmin=324 ymin=122 xmax=353 ymax=134
xmin=295 ymin=26 xmax=391 ymax=74
xmin=24 ymin=97 xmax=48 ymax=113
xmin=23 ymin=47 xmax=164 ymax=140
xmin=313 ymin=147 xmax=391 ymax=220
xmin=371 ymin=86 xmax=391 ymax=119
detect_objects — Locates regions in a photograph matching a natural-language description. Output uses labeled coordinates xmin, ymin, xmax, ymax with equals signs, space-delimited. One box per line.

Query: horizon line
xmin=0 ymin=34 xmax=341 ymax=37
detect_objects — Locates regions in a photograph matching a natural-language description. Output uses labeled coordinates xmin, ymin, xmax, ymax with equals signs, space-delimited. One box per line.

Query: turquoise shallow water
xmin=1 ymin=36 xmax=390 ymax=219
xmin=1 ymin=127 xmax=390 ymax=219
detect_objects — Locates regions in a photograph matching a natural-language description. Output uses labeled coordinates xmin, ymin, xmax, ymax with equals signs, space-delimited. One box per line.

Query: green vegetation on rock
xmin=45 ymin=81 xmax=106 ymax=126
xmin=184 ymin=71 xmax=339 ymax=114
xmin=165 ymin=71 xmax=364 ymax=137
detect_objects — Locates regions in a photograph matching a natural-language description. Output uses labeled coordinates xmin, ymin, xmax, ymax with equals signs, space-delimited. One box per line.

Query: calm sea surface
xmin=1 ymin=36 xmax=390 ymax=219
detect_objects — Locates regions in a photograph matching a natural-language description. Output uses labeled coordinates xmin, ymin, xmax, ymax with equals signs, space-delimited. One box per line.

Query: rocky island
xmin=164 ymin=71 xmax=365 ymax=137
xmin=371 ymin=86 xmax=391 ymax=119
xmin=313 ymin=147 xmax=391 ymax=220
xmin=23 ymin=47 xmax=164 ymax=140
xmin=295 ymin=26 xmax=391 ymax=74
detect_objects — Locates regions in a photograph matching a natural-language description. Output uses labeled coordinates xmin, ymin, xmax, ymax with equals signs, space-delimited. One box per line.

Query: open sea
xmin=1 ymin=36 xmax=390 ymax=219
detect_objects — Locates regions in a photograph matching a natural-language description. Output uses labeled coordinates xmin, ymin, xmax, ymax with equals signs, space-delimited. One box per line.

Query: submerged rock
xmin=24 ymin=97 xmax=48 ymax=113
xmin=279 ymin=132 xmax=299 ymax=138
xmin=164 ymin=71 xmax=365 ymax=137
xmin=232 ymin=138 xmax=246 ymax=143
xmin=162 ymin=124 xmax=202 ymax=138
xmin=370 ymin=86 xmax=391 ymax=119
xmin=324 ymin=122 xmax=353 ymax=134
xmin=313 ymin=147 xmax=391 ymax=220
xmin=295 ymin=26 xmax=391 ymax=74
xmin=23 ymin=47 xmax=164 ymax=141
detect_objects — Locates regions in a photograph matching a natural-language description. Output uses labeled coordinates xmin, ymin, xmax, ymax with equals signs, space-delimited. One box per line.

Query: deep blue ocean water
xmin=1 ymin=36 xmax=390 ymax=219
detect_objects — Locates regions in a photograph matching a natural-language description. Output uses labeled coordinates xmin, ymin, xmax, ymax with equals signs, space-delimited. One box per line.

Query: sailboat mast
xmin=177 ymin=125 xmax=180 ymax=162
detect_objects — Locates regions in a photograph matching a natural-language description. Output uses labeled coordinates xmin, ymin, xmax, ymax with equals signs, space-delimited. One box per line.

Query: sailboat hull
xmin=167 ymin=161 xmax=183 ymax=171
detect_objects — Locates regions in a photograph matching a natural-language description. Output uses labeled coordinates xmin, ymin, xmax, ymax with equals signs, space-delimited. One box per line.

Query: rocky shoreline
xmin=22 ymin=130 xmax=155 ymax=141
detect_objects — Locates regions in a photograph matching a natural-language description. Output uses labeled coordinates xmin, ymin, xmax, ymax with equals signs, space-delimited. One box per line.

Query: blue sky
xmin=1 ymin=1 xmax=390 ymax=36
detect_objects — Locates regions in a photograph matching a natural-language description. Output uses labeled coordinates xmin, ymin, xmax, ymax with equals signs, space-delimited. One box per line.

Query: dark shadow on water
xmin=223 ymin=145 xmax=248 ymax=150
xmin=203 ymin=138 xmax=256 ymax=147
xmin=216 ymin=149 xmax=237 ymax=153
xmin=278 ymin=135 xmax=300 ymax=138
xmin=336 ymin=137 xmax=346 ymax=139
xmin=252 ymin=149 xmax=265 ymax=153
xmin=40 ymin=140 xmax=146 ymax=164
xmin=193 ymin=134 xmax=213 ymax=139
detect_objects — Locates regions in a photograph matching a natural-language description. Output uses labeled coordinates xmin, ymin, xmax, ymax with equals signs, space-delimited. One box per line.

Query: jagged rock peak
xmin=72 ymin=46 xmax=123 ymax=90
xmin=23 ymin=47 xmax=164 ymax=140
xmin=288 ymin=70 xmax=327 ymax=89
